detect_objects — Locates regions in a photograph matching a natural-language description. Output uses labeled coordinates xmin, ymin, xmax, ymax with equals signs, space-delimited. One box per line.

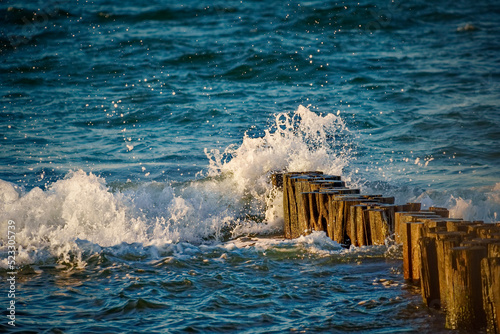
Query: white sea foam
xmin=1 ymin=106 xmax=498 ymax=268
xmin=403 ymin=183 xmax=500 ymax=222
xmin=204 ymin=105 xmax=353 ymax=233
xmin=205 ymin=105 xmax=351 ymax=190
xmin=0 ymin=106 xmax=352 ymax=267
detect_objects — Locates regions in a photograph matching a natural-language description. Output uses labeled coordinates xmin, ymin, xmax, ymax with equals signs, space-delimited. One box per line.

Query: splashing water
xmin=2 ymin=105 xmax=498 ymax=269
xmin=203 ymin=105 xmax=353 ymax=232
xmin=0 ymin=106 xmax=354 ymax=268
xmin=205 ymin=105 xmax=352 ymax=192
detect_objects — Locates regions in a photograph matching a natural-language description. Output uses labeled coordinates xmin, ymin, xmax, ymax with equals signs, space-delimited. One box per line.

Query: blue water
xmin=1 ymin=0 xmax=499 ymax=332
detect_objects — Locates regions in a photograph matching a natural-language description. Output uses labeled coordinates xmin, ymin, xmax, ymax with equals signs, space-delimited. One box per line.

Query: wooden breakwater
xmin=273 ymin=171 xmax=500 ymax=333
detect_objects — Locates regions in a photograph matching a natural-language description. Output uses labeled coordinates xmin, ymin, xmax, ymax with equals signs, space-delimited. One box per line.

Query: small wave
xmin=95 ymin=298 xmax=168 ymax=320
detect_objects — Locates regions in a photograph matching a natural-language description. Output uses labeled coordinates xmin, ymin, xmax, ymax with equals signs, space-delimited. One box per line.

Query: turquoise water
xmin=1 ymin=0 xmax=499 ymax=332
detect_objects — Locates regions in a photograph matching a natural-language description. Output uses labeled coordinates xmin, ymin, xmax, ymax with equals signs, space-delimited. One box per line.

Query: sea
xmin=1 ymin=0 xmax=499 ymax=332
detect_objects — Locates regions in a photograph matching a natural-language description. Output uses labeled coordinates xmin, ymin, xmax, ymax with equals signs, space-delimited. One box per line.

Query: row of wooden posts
xmin=273 ymin=171 xmax=500 ymax=333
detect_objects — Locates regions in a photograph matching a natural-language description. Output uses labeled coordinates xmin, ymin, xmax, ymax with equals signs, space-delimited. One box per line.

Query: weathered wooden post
xmin=446 ymin=246 xmax=488 ymax=330
xmin=435 ymin=231 xmax=465 ymax=310
xmin=352 ymin=204 xmax=370 ymax=246
xmin=401 ymin=220 xmax=424 ymax=281
xmin=324 ymin=190 xmax=341 ymax=240
xmin=411 ymin=222 xmax=424 ymax=282
xmin=306 ymin=179 xmax=346 ymax=233
xmin=481 ymin=257 xmax=500 ymax=334
xmin=283 ymin=173 xmax=292 ymax=239
xmin=420 ymin=234 xmax=441 ymax=308
xmin=283 ymin=172 xmax=348 ymax=239
xmin=420 ymin=218 xmax=447 ymax=238
xmin=329 ymin=195 xmax=345 ymax=244
xmin=369 ymin=209 xmax=391 ymax=245
xmin=317 ymin=191 xmax=331 ymax=237
xmin=429 ymin=206 xmax=449 ymax=218
xmin=283 ymin=172 xmax=322 ymax=238
xmin=341 ymin=197 xmax=369 ymax=246
xmin=489 ymin=242 xmax=500 ymax=258
xmin=296 ymin=180 xmax=313 ymax=236
xmin=395 ymin=211 xmax=439 ymax=244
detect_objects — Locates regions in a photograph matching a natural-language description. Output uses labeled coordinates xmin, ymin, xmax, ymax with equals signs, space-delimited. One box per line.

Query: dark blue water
xmin=1 ymin=0 xmax=499 ymax=332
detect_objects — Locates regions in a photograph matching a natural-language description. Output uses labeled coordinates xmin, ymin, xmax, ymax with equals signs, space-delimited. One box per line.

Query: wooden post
xmin=477 ymin=225 xmax=500 ymax=239
xmin=481 ymin=257 xmax=500 ymax=334
xmin=420 ymin=235 xmax=441 ymax=308
xmin=420 ymin=218 xmax=447 ymax=238
xmin=489 ymin=242 xmax=500 ymax=258
xmin=446 ymin=220 xmax=473 ymax=232
xmin=349 ymin=203 xmax=384 ymax=247
xmin=429 ymin=206 xmax=449 ymax=218
xmin=306 ymin=191 xmax=320 ymax=232
xmin=284 ymin=173 xmax=319 ymax=239
xmin=324 ymin=191 xmax=340 ymax=240
xmin=401 ymin=220 xmax=412 ymax=280
xmin=394 ymin=212 xmax=406 ymax=244
xmin=446 ymin=246 xmax=488 ymax=330
xmin=369 ymin=209 xmax=391 ymax=246
xmin=316 ymin=191 xmax=331 ymax=237
xmin=435 ymin=231 xmax=465 ymax=310
xmin=349 ymin=205 xmax=360 ymax=247
xmin=396 ymin=202 xmax=422 ymax=212
xmin=286 ymin=175 xmax=301 ymax=239
xmin=395 ymin=212 xmax=440 ymax=244
xmin=411 ymin=222 xmax=424 ymax=282
xmin=343 ymin=198 xmax=368 ymax=246
xmin=402 ymin=221 xmax=424 ymax=280
xmin=283 ymin=173 xmax=292 ymax=239
xmin=330 ymin=195 xmax=344 ymax=244
xmin=353 ymin=205 xmax=370 ymax=246
xmin=295 ymin=180 xmax=312 ymax=236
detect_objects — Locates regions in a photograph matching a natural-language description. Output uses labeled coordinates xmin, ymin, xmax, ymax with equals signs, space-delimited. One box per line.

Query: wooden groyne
xmin=273 ymin=171 xmax=500 ymax=333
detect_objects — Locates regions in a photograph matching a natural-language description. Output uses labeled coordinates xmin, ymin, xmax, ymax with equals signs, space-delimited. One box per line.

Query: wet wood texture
xmin=276 ymin=171 xmax=500 ymax=333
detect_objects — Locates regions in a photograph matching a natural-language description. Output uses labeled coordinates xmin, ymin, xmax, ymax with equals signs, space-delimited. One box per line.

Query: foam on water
xmin=413 ymin=183 xmax=500 ymax=222
xmin=0 ymin=106 xmax=351 ymax=268
xmin=204 ymin=105 xmax=353 ymax=229
xmin=205 ymin=105 xmax=351 ymax=187
xmin=1 ymin=106 xmax=499 ymax=269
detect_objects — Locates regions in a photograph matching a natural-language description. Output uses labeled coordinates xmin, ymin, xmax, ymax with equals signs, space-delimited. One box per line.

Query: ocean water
xmin=1 ymin=0 xmax=499 ymax=332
